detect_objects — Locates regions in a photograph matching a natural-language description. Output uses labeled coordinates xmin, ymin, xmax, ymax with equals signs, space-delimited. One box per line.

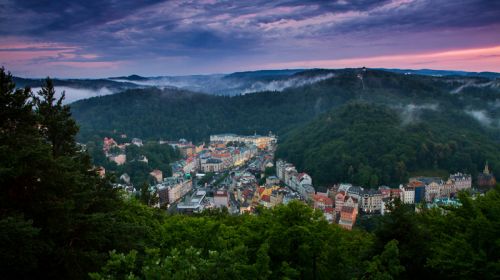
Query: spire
xmin=484 ymin=161 xmax=490 ymax=175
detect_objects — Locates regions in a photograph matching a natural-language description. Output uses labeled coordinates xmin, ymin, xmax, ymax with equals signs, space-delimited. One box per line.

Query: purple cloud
xmin=1 ymin=0 xmax=499 ymax=77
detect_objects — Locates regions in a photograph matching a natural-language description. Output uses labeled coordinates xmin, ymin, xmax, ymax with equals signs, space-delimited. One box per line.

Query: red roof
xmin=324 ymin=207 xmax=334 ymax=214
xmin=261 ymin=195 xmax=271 ymax=202
xmin=313 ymin=194 xmax=333 ymax=205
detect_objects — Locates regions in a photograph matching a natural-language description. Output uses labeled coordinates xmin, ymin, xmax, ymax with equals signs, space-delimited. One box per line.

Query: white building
xmin=201 ymin=158 xmax=224 ymax=173
xmin=399 ymin=184 xmax=415 ymax=204
xmin=360 ymin=189 xmax=383 ymax=213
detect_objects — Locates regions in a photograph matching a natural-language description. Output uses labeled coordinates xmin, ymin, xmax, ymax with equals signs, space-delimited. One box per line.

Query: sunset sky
xmin=1 ymin=0 xmax=499 ymax=78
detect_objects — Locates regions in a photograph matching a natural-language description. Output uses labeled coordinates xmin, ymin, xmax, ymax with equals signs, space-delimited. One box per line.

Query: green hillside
xmin=276 ymin=102 xmax=500 ymax=187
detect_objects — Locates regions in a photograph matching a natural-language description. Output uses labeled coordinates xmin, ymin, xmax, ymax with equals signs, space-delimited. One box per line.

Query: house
xmin=131 ymin=138 xmax=143 ymax=147
xmin=119 ymin=173 xmax=131 ymax=184
xmin=149 ymin=169 xmax=163 ymax=183
xmin=103 ymin=137 xmax=118 ymax=153
xmin=360 ymin=189 xmax=382 ymax=213
xmin=312 ymin=194 xmax=334 ymax=222
xmin=138 ymin=155 xmax=148 ymax=164
xmin=335 ymin=191 xmax=346 ymax=213
xmin=312 ymin=194 xmax=333 ymax=211
xmin=109 ymin=153 xmax=126 ymax=165
xmin=96 ymin=166 xmax=106 ymax=178
xmin=338 ymin=206 xmax=358 ymax=230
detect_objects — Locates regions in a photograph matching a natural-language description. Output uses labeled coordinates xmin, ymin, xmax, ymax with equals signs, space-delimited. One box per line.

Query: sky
xmin=0 ymin=0 xmax=499 ymax=78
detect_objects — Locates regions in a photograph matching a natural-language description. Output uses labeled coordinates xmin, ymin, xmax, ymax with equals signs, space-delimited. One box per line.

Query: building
xmin=119 ymin=173 xmax=130 ymax=184
xmin=149 ymin=169 xmax=163 ymax=183
xmin=399 ymin=184 xmax=415 ymax=204
xmin=131 ymin=138 xmax=143 ymax=147
xmin=266 ymin=175 xmax=280 ymax=186
xmin=210 ymin=133 xmax=277 ymax=150
xmin=103 ymin=137 xmax=118 ymax=153
xmin=360 ymin=189 xmax=382 ymax=213
xmin=477 ymin=163 xmax=496 ymax=188
xmin=96 ymin=166 xmax=106 ymax=178
xmin=156 ymin=177 xmax=192 ymax=206
xmin=177 ymin=190 xmax=207 ymax=214
xmin=449 ymin=173 xmax=472 ymax=191
xmin=201 ymin=158 xmax=224 ymax=173
xmin=425 ymin=181 xmax=442 ymax=202
xmin=338 ymin=206 xmax=358 ymax=230
xmin=214 ymin=190 xmax=229 ymax=209
xmin=335 ymin=191 xmax=346 ymax=213
xmin=109 ymin=153 xmax=126 ymax=165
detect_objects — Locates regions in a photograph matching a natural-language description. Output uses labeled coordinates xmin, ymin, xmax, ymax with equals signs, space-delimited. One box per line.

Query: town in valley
xmin=94 ymin=132 xmax=497 ymax=231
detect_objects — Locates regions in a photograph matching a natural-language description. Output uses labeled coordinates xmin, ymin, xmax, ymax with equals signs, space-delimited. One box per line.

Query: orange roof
xmin=258 ymin=187 xmax=265 ymax=195
xmin=410 ymin=181 xmax=424 ymax=187
xmin=313 ymin=194 xmax=333 ymax=204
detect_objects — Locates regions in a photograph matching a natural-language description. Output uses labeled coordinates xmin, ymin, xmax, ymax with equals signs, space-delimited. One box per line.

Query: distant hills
xmin=13 ymin=68 xmax=499 ymax=103
xmin=69 ymin=68 xmax=500 ymax=186
xmin=380 ymin=68 xmax=500 ymax=79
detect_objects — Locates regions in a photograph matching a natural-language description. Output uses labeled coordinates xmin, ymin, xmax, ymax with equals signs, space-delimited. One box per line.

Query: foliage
xmin=276 ymin=102 xmax=500 ymax=187
xmin=2 ymin=67 xmax=500 ymax=279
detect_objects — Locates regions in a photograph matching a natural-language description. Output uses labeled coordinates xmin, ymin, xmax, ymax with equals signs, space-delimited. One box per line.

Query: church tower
xmin=484 ymin=162 xmax=490 ymax=175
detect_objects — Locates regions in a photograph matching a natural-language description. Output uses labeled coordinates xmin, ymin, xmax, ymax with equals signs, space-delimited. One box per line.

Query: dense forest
xmin=1 ymin=67 xmax=500 ymax=279
xmin=276 ymin=102 xmax=500 ymax=187
xmin=71 ymin=69 xmax=500 ymax=143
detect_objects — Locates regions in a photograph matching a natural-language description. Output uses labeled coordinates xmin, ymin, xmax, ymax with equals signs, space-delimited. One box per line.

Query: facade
xmin=210 ymin=133 xmax=277 ymax=150
xmin=156 ymin=177 xmax=193 ymax=206
xmin=399 ymin=185 xmax=415 ymax=204
xmin=360 ymin=189 xmax=382 ymax=213
xmin=338 ymin=206 xmax=358 ymax=230
xmin=149 ymin=169 xmax=163 ymax=183
xmin=449 ymin=173 xmax=472 ymax=191
xmin=201 ymin=158 xmax=224 ymax=173
xmin=214 ymin=190 xmax=229 ymax=209
xmin=335 ymin=191 xmax=346 ymax=213
xmin=477 ymin=163 xmax=496 ymax=188
xmin=425 ymin=181 xmax=442 ymax=202
xmin=109 ymin=154 xmax=126 ymax=165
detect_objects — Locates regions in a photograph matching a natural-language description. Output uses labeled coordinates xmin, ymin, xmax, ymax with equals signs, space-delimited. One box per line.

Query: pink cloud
xmin=258 ymin=45 xmax=500 ymax=72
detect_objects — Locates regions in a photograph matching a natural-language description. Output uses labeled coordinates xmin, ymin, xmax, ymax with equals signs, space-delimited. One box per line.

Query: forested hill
xmin=276 ymin=102 xmax=500 ymax=187
xmin=70 ymin=68 xmax=500 ymax=143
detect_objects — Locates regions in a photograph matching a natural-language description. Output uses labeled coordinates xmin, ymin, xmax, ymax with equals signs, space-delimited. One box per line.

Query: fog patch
xmin=451 ymin=80 xmax=497 ymax=94
xmin=399 ymin=103 xmax=439 ymax=125
xmin=31 ymin=86 xmax=115 ymax=104
xmin=241 ymin=73 xmax=335 ymax=94
xmin=465 ymin=110 xmax=493 ymax=126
